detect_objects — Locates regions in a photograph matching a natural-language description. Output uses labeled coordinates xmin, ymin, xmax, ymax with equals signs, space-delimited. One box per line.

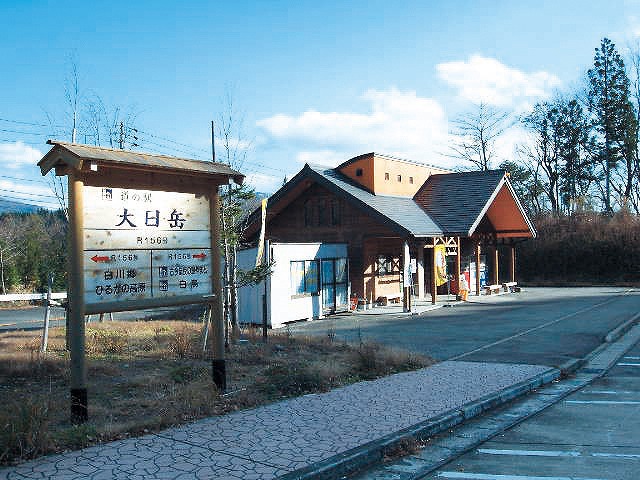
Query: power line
xmin=0 ymin=138 xmax=47 ymax=146
xmin=130 ymin=127 xmax=211 ymax=155
xmin=0 ymin=128 xmax=53 ymax=136
xmin=0 ymin=175 xmax=48 ymax=184
xmin=0 ymin=117 xmax=52 ymax=128
xmin=0 ymin=188 xmax=58 ymax=199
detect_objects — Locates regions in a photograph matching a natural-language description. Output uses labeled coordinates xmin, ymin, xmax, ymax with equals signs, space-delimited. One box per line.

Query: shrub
xmin=257 ymin=362 xmax=330 ymax=397
xmin=352 ymin=342 xmax=428 ymax=380
xmin=86 ymin=328 xmax=129 ymax=355
xmin=0 ymin=397 xmax=51 ymax=465
xmin=167 ymin=328 xmax=196 ymax=359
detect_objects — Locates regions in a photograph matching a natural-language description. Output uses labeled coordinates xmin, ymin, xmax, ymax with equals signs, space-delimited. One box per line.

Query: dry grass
xmin=0 ymin=321 xmax=432 ymax=466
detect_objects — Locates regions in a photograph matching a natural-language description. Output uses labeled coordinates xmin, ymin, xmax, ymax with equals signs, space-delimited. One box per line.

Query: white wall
xmin=237 ymin=243 xmax=348 ymax=329
xmin=236 ymin=247 xmax=265 ymax=327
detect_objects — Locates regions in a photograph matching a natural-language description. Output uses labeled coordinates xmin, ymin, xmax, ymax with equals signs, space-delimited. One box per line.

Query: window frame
xmin=290 ymin=259 xmax=320 ymax=297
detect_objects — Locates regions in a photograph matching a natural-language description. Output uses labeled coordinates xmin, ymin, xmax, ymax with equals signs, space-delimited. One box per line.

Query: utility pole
xmin=211 ymin=121 xmax=216 ymax=162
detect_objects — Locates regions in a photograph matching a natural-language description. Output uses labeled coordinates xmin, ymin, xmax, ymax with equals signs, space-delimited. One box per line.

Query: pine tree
xmin=587 ymin=38 xmax=637 ymax=212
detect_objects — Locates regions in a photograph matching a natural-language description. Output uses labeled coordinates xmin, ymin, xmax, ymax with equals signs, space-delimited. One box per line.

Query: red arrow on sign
xmin=91 ymin=255 xmax=110 ymax=263
xmin=193 ymin=253 xmax=207 ymax=260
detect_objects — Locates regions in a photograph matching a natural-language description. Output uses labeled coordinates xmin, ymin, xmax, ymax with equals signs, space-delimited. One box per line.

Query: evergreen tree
xmin=587 ymin=38 xmax=637 ymax=212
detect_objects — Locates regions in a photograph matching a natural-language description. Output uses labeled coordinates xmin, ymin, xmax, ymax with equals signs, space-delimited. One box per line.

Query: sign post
xmin=209 ymin=187 xmax=226 ymax=391
xmin=68 ymin=173 xmax=88 ymax=423
xmin=37 ymin=141 xmax=243 ymax=422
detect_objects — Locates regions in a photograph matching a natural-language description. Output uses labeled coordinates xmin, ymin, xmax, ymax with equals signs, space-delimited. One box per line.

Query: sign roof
xmin=38 ymin=140 xmax=244 ymax=184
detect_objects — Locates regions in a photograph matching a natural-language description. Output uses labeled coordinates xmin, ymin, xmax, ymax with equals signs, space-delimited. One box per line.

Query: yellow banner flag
xmin=434 ymin=244 xmax=448 ymax=287
xmin=255 ymin=198 xmax=267 ymax=266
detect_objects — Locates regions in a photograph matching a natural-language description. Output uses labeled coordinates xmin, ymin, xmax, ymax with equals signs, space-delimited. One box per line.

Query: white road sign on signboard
xmin=82 ymin=186 xmax=212 ymax=310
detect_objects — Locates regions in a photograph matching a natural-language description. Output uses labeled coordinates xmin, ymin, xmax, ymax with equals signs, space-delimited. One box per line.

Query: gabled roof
xmin=309 ymin=165 xmax=443 ymax=236
xmin=38 ymin=140 xmax=244 ymax=183
xmin=246 ymin=161 xmax=535 ymax=240
xmin=414 ymin=170 xmax=536 ymax=237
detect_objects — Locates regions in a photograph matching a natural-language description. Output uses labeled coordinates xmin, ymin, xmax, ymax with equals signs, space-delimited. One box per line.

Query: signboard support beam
xmin=68 ymin=174 xmax=88 ymax=423
xmin=209 ymin=188 xmax=226 ymax=392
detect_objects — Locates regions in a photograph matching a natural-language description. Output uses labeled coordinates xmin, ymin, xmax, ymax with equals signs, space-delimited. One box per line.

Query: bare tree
xmin=448 ymin=103 xmax=510 ymax=171
xmin=214 ymin=90 xmax=271 ymax=344
xmin=216 ymin=90 xmax=251 ymax=344
xmin=0 ymin=216 xmax=21 ymax=294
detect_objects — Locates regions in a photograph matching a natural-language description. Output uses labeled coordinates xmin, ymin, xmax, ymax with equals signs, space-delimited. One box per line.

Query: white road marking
xmin=565 ymin=400 xmax=640 ymax=405
xmin=437 ymin=472 xmax=608 ymax=480
xmin=478 ymin=448 xmax=580 ymax=457
xmin=477 ymin=448 xmax=640 ymax=460
xmin=623 ymin=356 xmax=640 ymax=360
xmin=447 ymin=294 xmax=630 ymax=361
xmin=591 ymin=452 xmax=640 ymax=458
xmin=617 ymin=362 xmax=640 ymax=367
xmin=581 ymin=390 xmax=636 ymax=395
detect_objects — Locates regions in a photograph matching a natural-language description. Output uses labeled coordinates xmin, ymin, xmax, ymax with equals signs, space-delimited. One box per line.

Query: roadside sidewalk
xmin=352 ymin=290 xmax=519 ymax=317
xmin=0 ymin=361 xmax=556 ymax=480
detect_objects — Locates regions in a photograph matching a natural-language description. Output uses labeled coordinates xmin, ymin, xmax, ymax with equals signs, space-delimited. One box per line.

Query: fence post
xmin=40 ymin=273 xmax=54 ymax=353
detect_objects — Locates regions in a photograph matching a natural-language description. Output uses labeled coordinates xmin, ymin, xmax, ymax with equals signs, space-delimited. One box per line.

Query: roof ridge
xmin=47 ymin=139 xmax=219 ymax=165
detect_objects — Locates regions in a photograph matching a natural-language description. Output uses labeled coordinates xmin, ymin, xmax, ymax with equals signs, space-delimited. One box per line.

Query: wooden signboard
xmin=82 ymin=186 xmax=213 ymax=313
xmin=37 ymin=141 xmax=243 ymax=423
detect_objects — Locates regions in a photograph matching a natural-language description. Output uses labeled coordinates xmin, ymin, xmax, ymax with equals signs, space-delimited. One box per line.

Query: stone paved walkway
xmin=0 ymin=361 xmax=550 ymax=480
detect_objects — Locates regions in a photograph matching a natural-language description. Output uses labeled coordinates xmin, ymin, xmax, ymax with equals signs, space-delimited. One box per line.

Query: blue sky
xmin=1 ymin=0 xmax=640 ymax=207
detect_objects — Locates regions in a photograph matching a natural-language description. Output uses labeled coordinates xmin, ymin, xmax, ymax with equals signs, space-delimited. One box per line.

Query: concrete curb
xmin=278 ymin=367 xmax=560 ymax=480
xmin=604 ymin=312 xmax=640 ymax=343
xmin=556 ymin=312 xmax=640 ymax=376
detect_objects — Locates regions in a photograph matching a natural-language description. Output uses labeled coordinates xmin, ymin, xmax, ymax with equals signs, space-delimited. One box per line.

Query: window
xmin=317 ymin=199 xmax=327 ymax=226
xmin=291 ymin=260 xmax=319 ymax=295
xmin=385 ymin=172 xmax=390 ymax=180
xmin=377 ymin=255 xmax=392 ymax=276
xmin=355 ymin=168 xmax=363 ymax=177
xmin=331 ymin=200 xmax=340 ymax=225
xmin=397 ymin=175 xmax=402 ymax=182
xmin=303 ymin=200 xmax=312 ymax=227
xmin=409 ymin=177 xmax=414 ymax=184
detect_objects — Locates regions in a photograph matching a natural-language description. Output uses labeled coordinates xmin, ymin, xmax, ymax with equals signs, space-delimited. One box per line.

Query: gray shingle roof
xmin=414 ymin=170 xmax=506 ymax=235
xmin=308 ymin=164 xmax=443 ymax=236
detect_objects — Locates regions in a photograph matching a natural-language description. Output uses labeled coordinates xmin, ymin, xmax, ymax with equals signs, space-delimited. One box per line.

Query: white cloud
xmin=245 ymin=172 xmax=283 ymax=194
xmin=257 ymin=88 xmax=452 ymax=167
xmin=295 ymin=150 xmax=347 ymax=167
xmin=0 ymin=141 xmax=43 ymax=170
xmin=437 ymin=55 xmax=561 ymax=109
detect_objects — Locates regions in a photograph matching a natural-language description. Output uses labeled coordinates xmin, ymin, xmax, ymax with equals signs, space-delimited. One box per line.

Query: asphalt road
xmin=289 ymin=287 xmax=640 ymax=368
xmin=425 ymin=341 xmax=640 ymax=480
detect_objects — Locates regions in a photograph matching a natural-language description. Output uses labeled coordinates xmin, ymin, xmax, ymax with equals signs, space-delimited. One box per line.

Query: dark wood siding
xmin=265 ymin=183 xmax=400 ymax=298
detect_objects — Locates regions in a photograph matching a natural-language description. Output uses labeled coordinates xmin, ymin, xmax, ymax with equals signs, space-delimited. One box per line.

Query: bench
xmin=502 ymin=281 xmax=518 ymax=293
xmin=484 ymin=284 xmax=502 ymax=295
xmin=377 ymin=294 xmax=402 ymax=306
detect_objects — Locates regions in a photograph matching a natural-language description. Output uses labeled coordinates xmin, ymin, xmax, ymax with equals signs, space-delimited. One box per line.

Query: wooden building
xmin=241 ymin=153 xmax=535 ymax=327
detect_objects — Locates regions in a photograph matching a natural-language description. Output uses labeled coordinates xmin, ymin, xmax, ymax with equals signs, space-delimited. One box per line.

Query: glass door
xmin=321 ymin=259 xmax=335 ymax=312
xmin=321 ymin=258 xmax=349 ymax=313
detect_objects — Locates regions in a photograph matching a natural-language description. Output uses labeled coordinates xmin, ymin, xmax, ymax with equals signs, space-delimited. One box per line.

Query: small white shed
xmin=237 ymin=242 xmax=349 ymax=329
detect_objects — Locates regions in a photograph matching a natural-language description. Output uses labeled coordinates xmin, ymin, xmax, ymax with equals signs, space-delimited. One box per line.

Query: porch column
xmin=475 ymin=241 xmax=481 ymax=296
xmin=510 ymin=243 xmax=516 ymax=283
xmin=431 ymin=245 xmax=437 ymax=305
xmin=403 ymin=240 xmax=411 ymax=312
xmin=492 ymin=245 xmax=499 ymax=285
xmin=455 ymin=237 xmax=461 ymax=293
xmin=416 ymin=244 xmax=425 ymax=300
